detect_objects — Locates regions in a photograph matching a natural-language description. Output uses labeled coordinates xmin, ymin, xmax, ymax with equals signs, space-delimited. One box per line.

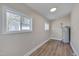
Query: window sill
xmin=2 ymin=30 xmax=32 ymax=35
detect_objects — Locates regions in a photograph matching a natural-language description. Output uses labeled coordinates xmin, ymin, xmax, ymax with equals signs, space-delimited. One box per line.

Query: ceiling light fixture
xmin=50 ymin=8 xmax=56 ymax=12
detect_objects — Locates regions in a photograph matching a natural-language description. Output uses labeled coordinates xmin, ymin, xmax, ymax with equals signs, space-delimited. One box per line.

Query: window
xmin=45 ymin=22 xmax=49 ymax=31
xmin=6 ymin=11 xmax=21 ymax=32
xmin=3 ymin=7 xmax=32 ymax=34
xmin=22 ymin=17 xmax=32 ymax=31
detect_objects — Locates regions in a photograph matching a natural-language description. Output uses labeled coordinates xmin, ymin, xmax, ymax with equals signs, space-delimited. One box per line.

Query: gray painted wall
xmin=71 ymin=4 xmax=79 ymax=55
xmin=0 ymin=3 xmax=50 ymax=56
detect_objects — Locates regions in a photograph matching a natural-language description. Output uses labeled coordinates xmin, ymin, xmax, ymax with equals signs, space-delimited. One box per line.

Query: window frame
xmin=21 ymin=16 xmax=32 ymax=31
xmin=2 ymin=6 xmax=32 ymax=34
xmin=44 ymin=22 xmax=49 ymax=31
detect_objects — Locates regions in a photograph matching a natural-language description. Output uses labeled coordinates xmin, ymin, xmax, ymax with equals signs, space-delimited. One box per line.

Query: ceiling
xmin=26 ymin=3 xmax=73 ymax=20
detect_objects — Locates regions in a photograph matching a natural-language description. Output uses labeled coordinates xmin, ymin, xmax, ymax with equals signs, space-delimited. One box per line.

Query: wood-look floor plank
xmin=30 ymin=39 xmax=73 ymax=56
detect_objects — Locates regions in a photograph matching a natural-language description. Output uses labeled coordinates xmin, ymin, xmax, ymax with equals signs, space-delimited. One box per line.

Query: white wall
xmin=0 ymin=3 xmax=50 ymax=56
xmin=50 ymin=15 xmax=70 ymax=40
xmin=71 ymin=4 xmax=79 ymax=55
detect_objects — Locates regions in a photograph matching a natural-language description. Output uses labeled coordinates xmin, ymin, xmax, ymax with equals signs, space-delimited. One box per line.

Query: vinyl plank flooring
xmin=30 ymin=39 xmax=74 ymax=56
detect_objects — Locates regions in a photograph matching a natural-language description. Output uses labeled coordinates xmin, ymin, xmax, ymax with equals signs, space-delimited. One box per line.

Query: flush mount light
xmin=50 ymin=8 xmax=56 ymax=12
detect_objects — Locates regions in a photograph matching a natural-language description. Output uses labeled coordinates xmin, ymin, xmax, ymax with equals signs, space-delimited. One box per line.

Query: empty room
xmin=0 ymin=3 xmax=79 ymax=56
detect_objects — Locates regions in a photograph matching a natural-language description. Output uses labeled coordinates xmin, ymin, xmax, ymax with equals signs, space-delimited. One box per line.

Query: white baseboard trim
xmin=24 ymin=39 xmax=49 ymax=56
xmin=50 ymin=37 xmax=62 ymax=41
xmin=70 ymin=42 xmax=78 ymax=56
